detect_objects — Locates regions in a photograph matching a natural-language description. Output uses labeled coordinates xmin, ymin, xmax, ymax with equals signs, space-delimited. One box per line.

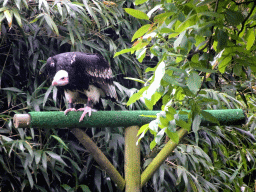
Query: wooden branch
xmin=71 ymin=128 xmax=125 ymax=190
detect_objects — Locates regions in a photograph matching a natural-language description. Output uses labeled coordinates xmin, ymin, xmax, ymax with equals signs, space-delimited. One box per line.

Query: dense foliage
xmin=0 ymin=0 xmax=256 ymax=191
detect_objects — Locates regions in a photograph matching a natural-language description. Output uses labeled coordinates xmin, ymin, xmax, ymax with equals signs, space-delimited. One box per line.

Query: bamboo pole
xmin=141 ymin=128 xmax=188 ymax=187
xmin=124 ymin=126 xmax=141 ymax=192
xmin=13 ymin=109 xmax=246 ymax=129
xmin=71 ymin=128 xmax=125 ymax=191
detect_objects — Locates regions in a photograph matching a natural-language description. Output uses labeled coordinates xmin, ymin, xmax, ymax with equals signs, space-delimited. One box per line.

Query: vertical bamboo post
xmin=124 ymin=126 xmax=141 ymax=192
xmin=71 ymin=128 xmax=125 ymax=190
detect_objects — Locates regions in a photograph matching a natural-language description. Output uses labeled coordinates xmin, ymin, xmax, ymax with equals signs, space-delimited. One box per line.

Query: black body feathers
xmin=46 ymin=52 xmax=117 ymax=102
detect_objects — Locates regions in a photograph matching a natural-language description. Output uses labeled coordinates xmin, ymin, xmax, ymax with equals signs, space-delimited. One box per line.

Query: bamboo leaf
xmin=42 ymin=152 xmax=47 ymax=170
xmin=46 ymin=151 xmax=67 ymax=166
xmin=4 ymin=10 xmax=12 ymax=27
xmin=1 ymin=87 xmax=23 ymax=93
xmin=34 ymin=150 xmax=42 ymax=165
xmin=124 ymin=77 xmax=145 ymax=84
xmin=51 ymin=135 xmax=69 ymax=151
xmin=43 ymin=85 xmax=53 ymax=108
xmin=13 ymin=9 xmax=22 ymax=27
xmin=44 ymin=14 xmax=59 ymax=35
xmin=83 ymin=0 xmax=100 ymax=28
xmin=25 ymin=168 xmax=34 ymax=188
xmin=80 ymin=185 xmax=91 ymax=192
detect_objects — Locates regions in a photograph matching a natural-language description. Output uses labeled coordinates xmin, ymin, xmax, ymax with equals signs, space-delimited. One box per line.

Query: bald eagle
xmin=45 ymin=52 xmax=117 ymax=122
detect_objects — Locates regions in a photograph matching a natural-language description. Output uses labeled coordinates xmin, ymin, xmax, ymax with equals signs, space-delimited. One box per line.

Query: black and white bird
xmin=45 ymin=52 xmax=118 ymax=122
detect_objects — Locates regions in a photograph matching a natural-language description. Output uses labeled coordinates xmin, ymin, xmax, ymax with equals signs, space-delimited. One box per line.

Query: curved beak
xmin=52 ymin=81 xmax=58 ymax=86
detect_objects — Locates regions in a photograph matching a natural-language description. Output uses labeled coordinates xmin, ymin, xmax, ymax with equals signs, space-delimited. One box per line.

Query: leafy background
xmin=1 ymin=0 xmax=256 ymax=191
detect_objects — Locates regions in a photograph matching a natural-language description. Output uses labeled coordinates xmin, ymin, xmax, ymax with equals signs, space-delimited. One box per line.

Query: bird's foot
xmin=77 ymin=106 xmax=97 ymax=122
xmin=64 ymin=108 xmax=77 ymax=115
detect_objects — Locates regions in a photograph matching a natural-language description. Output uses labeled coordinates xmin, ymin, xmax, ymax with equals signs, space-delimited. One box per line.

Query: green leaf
xmin=124 ymin=77 xmax=145 ymax=84
xmin=114 ymin=48 xmax=132 ymax=57
xmin=132 ymin=24 xmax=152 ymax=42
xmin=82 ymin=0 xmax=100 ymax=28
xmin=218 ymin=56 xmax=232 ymax=74
xmin=187 ymin=72 xmax=201 ymax=95
xmin=160 ymin=28 xmax=172 ymax=33
xmin=201 ymin=110 xmax=219 ymax=125
xmin=127 ymin=86 xmax=148 ymax=106
xmin=13 ymin=9 xmax=22 ymax=27
xmin=174 ymin=30 xmax=185 ymax=48
xmin=43 ymin=85 xmax=53 ymax=108
xmin=196 ymin=0 xmax=215 ymax=6
xmin=80 ymin=185 xmax=91 ymax=192
xmin=191 ymin=54 xmax=199 ymax=63
xmin=25 ymin=168 xmax=34 ymax=188
xmin=150 ymin=140 xmax=156 ymax=150
xmin=51 ymin=135 xmax=69 ymax=151
xmin=217 ymin=30 xmax=228 ymax=51
xmin=124 ymin=8 xmax=149 ymax=20
xmin=225 ymin=9 xmax=243 ymax=26
xmin=136 ymin=47 xmax=147 ymax=62
xmin=46 ymin=151 xmax=67 ymax=166
xmin=62 ymin=156 xmax=81 ymax=172
xmin=68 ymin=23 xmax=75 ymax=46
xmin=144 ymin=98 xmax=154 ymax=110
xmin=166 ymin=128 xmax=179 ymax=144
xmin=246 ymin=29 xmax=255 ymax=50
xmin=1 ymin=87 xmax=23 ymax=93
xmin=199 ymin=11 xmax=224 ymax=19
xmin=176 ymin=119 xmax=190 ymax=131
xmin=62 ymin=184 xmax=72 ymax=191
xmin=233 ymin=64 xmax=242 ymax=76
xmin=44 ymin=14 xmax=59 ymax=35
xmin=34 ymin=150 xmax=42 ymax=165
xmin=134 ymin=0 xmax=148 ymax=5
xmin=144 ymin=61 xmax=165 ymax=100
xmin=155 ymin=128 xmax=166 ymax=144
xmin=23 ymin=141 xmax=33 ymax=157
xmin=137 ymin=123 xmax=149 ymax=136
xmin=42 ymin=152 xmax=47 ymax=170
xmin=4 ymin=10 xmax=12 ymax=27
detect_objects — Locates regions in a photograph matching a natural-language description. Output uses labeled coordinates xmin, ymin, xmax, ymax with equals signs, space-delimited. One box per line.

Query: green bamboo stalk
xmin=124 ymin=126 xmax=141 ymax=192
xmin=141 ymin=128 xmax=188 ymax=187
xmin=71 ymin=128 xmax=125 ymax=190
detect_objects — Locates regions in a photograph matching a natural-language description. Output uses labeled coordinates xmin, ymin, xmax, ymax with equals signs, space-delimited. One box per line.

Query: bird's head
xmin=52 ymin=70 xmax=69 ymax=86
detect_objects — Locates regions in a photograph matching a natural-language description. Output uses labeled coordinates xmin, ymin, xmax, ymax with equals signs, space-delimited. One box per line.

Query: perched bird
xmin=45 ymin=52 xmax=118 ymax=122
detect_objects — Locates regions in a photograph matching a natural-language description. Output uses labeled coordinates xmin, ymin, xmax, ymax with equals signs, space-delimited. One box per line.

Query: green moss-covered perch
xmin=14 ymin=109 xmax=246 ymax=129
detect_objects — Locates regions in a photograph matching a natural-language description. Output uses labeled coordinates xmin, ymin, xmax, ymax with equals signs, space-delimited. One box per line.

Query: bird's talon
xmin=77 ymin=106 xmax=96 ymax=122
xmin=64 ymin=108 xmax=77 ymax=115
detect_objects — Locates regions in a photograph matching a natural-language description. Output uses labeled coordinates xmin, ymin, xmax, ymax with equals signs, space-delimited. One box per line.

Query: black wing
xmin=72 ymin=52 xmax=118 ymax=100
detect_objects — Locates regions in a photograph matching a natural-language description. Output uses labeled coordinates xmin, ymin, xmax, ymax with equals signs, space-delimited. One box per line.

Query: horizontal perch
xmin=13 ymin=109 xmax=246 ymax=128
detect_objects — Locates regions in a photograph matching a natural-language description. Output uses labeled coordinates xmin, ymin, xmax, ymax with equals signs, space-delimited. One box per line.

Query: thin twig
xmin=238 ymin=1 xmax=256 ymax=36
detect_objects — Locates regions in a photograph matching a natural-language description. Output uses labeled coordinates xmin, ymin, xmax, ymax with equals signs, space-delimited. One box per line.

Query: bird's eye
xmin=61 ymin=77 xmax=65 ymax=80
